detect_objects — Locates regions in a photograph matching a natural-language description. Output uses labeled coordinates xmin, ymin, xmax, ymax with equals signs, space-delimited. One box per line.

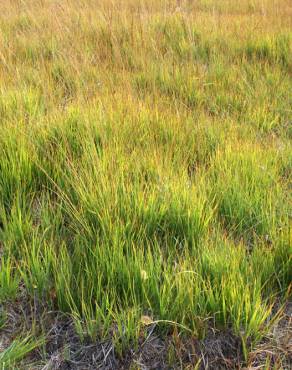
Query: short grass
xmin=0 ymin=0 xmax=291 ymax=368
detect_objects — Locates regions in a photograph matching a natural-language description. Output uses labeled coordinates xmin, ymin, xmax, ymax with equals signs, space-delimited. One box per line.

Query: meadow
xmin=0 ymin=0 xmax=291 ymax=368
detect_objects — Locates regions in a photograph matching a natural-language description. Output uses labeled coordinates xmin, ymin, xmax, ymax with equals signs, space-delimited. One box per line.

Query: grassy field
xmin=0 ymin=0 xmax=291 ymax=368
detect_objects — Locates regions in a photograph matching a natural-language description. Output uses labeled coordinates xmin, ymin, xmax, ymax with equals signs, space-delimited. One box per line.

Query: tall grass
xmin=0 ymin=0 xmax=291 ymax=366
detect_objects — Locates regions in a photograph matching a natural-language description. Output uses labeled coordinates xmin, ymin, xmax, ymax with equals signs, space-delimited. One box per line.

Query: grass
xmin=0 ymin=336 xmax=44 ymax=370
xmin=0 ymin=0 xmax=291 ymax=368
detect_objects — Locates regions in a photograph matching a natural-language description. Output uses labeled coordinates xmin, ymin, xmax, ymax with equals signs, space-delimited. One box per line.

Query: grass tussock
xmin=0 ymin=0 xmax=291 ymax=368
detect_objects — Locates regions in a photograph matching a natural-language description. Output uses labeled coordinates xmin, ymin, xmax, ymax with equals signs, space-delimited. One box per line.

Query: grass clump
xmin=0 ymin=0 xmax=291 ymax=368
